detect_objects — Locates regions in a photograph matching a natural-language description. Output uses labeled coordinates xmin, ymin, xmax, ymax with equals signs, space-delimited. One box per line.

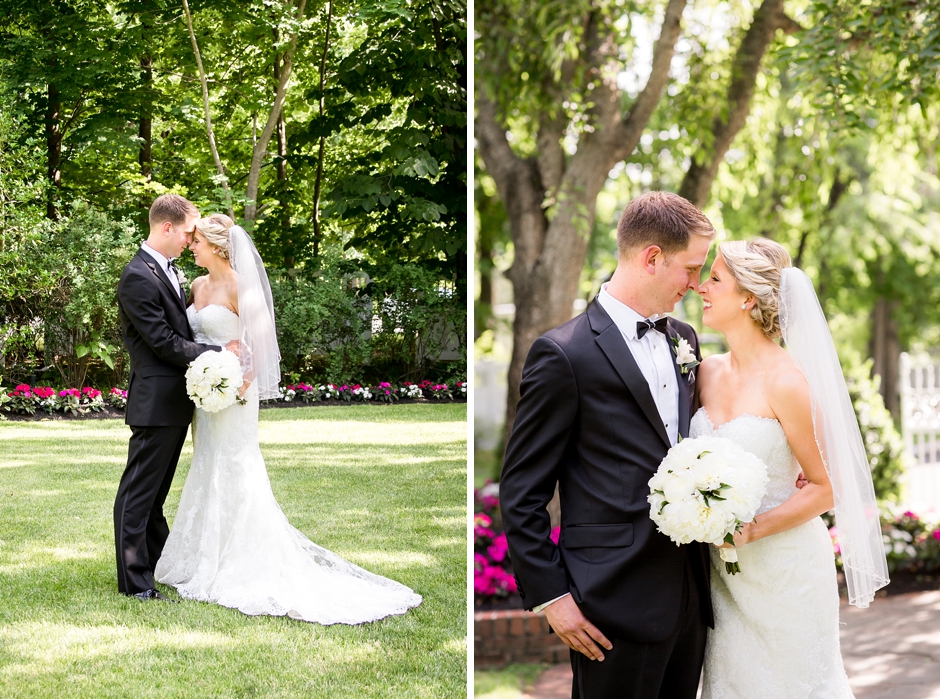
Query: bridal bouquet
xmin=648 ymin=436 xmax=768 ymax=574
xmin=185 ymin=350 xmax=244 ymax=413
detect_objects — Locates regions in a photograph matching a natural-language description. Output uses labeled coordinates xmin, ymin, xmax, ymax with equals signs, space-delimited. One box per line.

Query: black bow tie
xmin=636 ymin=317 xmax=668 ymax=339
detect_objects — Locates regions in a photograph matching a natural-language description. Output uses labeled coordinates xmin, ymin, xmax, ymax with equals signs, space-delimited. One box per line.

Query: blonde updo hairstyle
xmin=195 ymin=213 xmax=235 ymax=260
xmin=717 ymin=239 xmax=793 ymax=339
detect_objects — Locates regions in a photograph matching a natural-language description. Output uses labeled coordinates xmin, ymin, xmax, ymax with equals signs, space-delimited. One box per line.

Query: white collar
xmin=141 ymin=241 xmax=173 ymax=271
xmin=597 ymin=283 xmax=667 ymax=341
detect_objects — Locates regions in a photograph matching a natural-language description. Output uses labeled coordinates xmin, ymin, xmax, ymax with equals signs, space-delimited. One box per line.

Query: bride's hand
xmin=713 ymin=521 xmax=755 ymax=549
xmin=238 ymin=381 xmax=250 ymax=398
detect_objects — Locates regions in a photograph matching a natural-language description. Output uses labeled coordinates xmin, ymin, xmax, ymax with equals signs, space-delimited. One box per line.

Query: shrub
xmin=370 ymin=263 xmax=466 ymax=381
xmin=843 ymin=355 xmax=907 ymax=502
xmin=42 ymin=203 xmax=137 ymax=388
xmin=269 ymin=257 xmax=371 ymax=383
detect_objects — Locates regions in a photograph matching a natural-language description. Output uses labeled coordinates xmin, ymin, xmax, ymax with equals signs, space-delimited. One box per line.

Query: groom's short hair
xmin=617 ymin=191 xmax=715 ymax=258
xmin=149 ymin=194 xmax=199 ymax=229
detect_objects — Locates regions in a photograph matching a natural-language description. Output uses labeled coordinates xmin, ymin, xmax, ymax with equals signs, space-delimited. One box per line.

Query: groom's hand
xmin=795 ymin=470 xmax=808 ymax=489
xmin=542 ymin=595 xmax=612 ymax=661
xmin=225 ymin=339 xmax=240 ymax=357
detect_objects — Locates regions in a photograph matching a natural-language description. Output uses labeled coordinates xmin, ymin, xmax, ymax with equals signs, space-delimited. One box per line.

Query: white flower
xmin=185 ymin=350 xmax=242 ymax=413
xmin=647 ymin=435 xmax=768 ymax=573
xmin=175 ymin=268 xmax=187 ymax=285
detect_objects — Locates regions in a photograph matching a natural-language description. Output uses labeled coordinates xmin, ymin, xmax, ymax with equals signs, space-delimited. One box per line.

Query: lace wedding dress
xmin=691 ymin=407 xmax=854 ymax=699
xmin=154 ymin=304 xmax=422 ymax=624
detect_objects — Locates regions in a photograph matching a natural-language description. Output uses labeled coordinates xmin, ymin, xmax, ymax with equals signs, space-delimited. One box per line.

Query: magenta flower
xmin=487 ymin=532 xmax=509 ymax=562
xmin=550 ymin=526 xmax=561 ymax=545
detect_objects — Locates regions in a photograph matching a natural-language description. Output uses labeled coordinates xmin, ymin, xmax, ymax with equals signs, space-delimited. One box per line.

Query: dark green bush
xmin=370 ymin=263 xmax=466 ymax=382
xmin=843 ymin=354 xmax=907 ymax=503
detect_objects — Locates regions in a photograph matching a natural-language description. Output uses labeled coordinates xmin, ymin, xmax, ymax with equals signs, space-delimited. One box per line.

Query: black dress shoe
xmin=132 ymin=588 xmax=178 ymax=603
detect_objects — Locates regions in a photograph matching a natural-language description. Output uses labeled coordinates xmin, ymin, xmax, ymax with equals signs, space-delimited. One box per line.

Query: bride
xmin=692 ymin=238 xmax=888 ymax=697
xmin=154 ymin=213 xmax=422 ymax=624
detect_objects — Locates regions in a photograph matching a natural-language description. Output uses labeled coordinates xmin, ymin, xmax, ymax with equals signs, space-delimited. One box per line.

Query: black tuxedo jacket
xmin=500 ymin=299 xmax=714 ymax=643
xmin=117 ymin=250 xmax=220 ymax=427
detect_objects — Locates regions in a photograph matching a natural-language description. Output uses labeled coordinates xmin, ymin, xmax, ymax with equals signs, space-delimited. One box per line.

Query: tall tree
xmin=477 ymin=0 xmax=797 ymax=438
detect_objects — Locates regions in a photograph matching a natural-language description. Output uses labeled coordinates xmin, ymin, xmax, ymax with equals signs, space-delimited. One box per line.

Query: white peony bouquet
xmin=648 ymin=436 xmax=769 ymax=574
xmin=185 ymin=350 xmax=244 ymax=413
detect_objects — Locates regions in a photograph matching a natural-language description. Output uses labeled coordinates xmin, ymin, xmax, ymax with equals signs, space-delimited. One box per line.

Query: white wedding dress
xmin=154 ymin=304 xmax=422 ymax=624
xmin=690 ymin=407 xmax=854 ymax=699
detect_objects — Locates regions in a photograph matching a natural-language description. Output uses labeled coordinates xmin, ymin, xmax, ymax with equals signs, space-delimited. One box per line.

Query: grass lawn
xmin=473 ymin=663 xmax=547 ymax=698
xmin=0 ymin=404 xmax=467 ymax=698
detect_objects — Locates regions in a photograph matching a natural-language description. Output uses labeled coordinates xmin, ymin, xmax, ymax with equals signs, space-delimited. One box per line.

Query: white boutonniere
xmin=175 ymin=267 xmax=188 ymax=286
xmin=672 ymin=336 xmax=700 ymax=376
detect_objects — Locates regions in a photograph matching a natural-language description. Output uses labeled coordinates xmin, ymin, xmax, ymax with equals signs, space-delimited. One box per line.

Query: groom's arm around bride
xmin=500 ymin=192 xmax=716 ymax=699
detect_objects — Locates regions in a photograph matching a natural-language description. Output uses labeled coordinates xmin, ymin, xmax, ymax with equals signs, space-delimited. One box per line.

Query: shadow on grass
xmin=0 ymin=554 xmax=465 ymax=697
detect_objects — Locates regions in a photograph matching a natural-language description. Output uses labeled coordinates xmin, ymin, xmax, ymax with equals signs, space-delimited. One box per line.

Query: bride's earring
xmin=741 ymin=303 xmax=748 ymax=310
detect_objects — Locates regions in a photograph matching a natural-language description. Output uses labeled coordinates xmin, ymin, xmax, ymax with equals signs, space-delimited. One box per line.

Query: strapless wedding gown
xmin=154 ymin=304 xmax=422 ymax=624
xmin=690 ymin=408 xmax=854 ymax=698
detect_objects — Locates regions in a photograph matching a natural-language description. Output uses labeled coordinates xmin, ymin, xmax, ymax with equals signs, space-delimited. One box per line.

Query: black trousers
xmin=571 ymin=563 xmax=707 ymax=699
xmin=114 ymin=425 xmax=188 ymax=595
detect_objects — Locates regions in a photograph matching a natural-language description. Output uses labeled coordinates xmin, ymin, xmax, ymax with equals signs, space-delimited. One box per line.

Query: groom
xmin=500 ymin=191 xmax=716 ymax=698
xmin=114 ymin=194 xmax=235 ymax=601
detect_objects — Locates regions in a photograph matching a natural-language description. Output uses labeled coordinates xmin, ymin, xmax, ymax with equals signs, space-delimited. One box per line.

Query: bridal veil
xmin=779 ymin=267 xmax=890 ymax=607
xmin=228 ymin=225 xmax=281 ymax=400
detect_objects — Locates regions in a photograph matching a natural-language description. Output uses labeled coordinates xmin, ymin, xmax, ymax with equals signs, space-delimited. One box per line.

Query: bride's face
xmin=698 ymin=254 xmax=749 ymax=331
xmin=190 ymin=231 xmax=216 ymax=268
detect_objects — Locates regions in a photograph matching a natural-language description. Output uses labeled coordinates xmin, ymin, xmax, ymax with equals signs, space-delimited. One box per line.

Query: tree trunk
xmin=181 ymin=0 xmax=233 ymax=219
xmin=870 ymin=297 xmax=901 ymax=420
xmin=45 ymin=82 xmax=61 ymax=221
xmin=273 ymin=26 xmax=292 ymax=267
xmin=311 ymin=0 xmax=333 ymax=258
xmin=139 ymin=53 xmax=153 ymax=182
xmin=678 ymin=0 xmax=801 ymax=207
xmin=244 ymin=0 xmax=308 ymax=225
xmin=478 ymin=0 xmax=688 ymax=442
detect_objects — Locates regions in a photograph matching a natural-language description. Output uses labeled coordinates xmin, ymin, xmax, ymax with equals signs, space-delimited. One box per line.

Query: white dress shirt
xmin=596 ymin=283 xmax=679 ymax=446
xmin=140 ymin=242 xmax=182 ymax=298
xmin=533 ymin=286 xmax=680 ymax=614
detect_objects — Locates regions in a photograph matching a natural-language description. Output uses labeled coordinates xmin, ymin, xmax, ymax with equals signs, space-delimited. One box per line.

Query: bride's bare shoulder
xmin=766 ymin=350 xmax=810 ymax=412
xmin=698 ymin=352 xmax=728 ymax=381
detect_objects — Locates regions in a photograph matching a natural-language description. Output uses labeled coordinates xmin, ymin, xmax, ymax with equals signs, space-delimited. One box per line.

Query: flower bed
xmin=474 ymin=481 xmax=551 ymax=610
xmin=2 ymin=379 xmax=466 ymax=419
xmin=829 ymin=506 xmax=940 ymax=576
xmin=272 ymin=379 xmax=466 ymax=404
xmin=1 ymin=383 xmax=124 ymax=417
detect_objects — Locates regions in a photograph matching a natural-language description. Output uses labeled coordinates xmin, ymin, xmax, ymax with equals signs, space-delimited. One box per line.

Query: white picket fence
xmin=899 ymin=353 xmax=940 ymax=510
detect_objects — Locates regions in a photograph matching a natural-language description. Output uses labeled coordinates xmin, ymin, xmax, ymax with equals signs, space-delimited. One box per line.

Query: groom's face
xmin=167 ymin=214 xmax=199 ymax=258
xmin=651 ymin=234 xmax=711 ymax=314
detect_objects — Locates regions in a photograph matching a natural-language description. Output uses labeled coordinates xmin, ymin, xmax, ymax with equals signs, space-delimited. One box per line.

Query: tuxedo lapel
xmin=667 ymin=324 xmax=693 ymax=439
xmin=589 ymin=301 xmax=671 ymax=450
xmin=137 ymin=250 xmax=186 ymax=314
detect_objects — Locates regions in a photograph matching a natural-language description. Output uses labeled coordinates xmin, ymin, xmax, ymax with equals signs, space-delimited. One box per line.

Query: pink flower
xmin=487 ymin=565 xmax=517 ymax=593
xmin=474 ymin=513 xmax=495 ymax=540
xmin=829 ymin=527 xmax=841 ymax=554
xmin=550 ymin=526 xmax=561 ymax=545
xmin=474 ymin=568 xmax=496 ymax=596
xmin=487 ymin=533 xmax=509 ymax=562
xmin=903 ymin=510 xmax=919 ymax=520
xmin=932 ymin=529 xmax=940 ymax=541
